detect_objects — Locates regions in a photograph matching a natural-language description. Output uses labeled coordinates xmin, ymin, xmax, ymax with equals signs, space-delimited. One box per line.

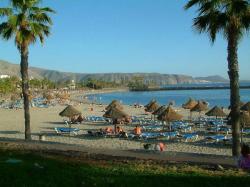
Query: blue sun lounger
xmin=142 ymin=125 xmax=163 ymax=131
xmin=205 ymin=135 xmax=228 ymax=142
xmin=54 ymin=127 xmax=80 ymax=135
xmin=181 ymin=133 xmax=199 ymax=142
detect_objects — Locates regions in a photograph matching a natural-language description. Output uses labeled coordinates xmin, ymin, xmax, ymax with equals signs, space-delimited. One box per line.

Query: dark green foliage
xmin=0 ymin=76 xmax=20 ymax=94
xmin=0 ymin=150 xmax=249 ymax=187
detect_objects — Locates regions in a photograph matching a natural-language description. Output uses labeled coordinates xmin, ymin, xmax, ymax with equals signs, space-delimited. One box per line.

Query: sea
xmin=87 ymin=83 xmax=250 ymax=107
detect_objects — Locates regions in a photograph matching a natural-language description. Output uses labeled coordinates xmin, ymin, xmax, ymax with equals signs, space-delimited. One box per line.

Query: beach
xmin=0 ymin=93 xmax=243 ymax=157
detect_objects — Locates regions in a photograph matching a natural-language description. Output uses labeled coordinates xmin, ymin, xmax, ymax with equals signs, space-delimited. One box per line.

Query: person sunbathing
xmin=105 ymin=127 xmax=114 ymax=134
xmin=154 ymin=142 xmax=166 ymax=152
xmin=116 ymin=126 xmax=124 ymax=133
xmin=238 ymin=143 xmax=250 ymax=169
xmin=134 ymin=126 xmax=142 ymax=135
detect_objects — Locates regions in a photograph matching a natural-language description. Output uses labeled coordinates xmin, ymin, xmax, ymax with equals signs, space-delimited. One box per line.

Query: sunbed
xmin=180 ymin=133 xmax=199 ymax=142
xmin=54 ymin=127 xmax=80 ymax=135
xmin=205 ymin=135 xmax=229 ymax=142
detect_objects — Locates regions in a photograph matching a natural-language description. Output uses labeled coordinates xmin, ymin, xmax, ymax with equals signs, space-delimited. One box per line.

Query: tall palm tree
xmin=185 ymin=0 xmax=250 ymax=156
xmin=0 ymin=0 xmax=55 ymax=140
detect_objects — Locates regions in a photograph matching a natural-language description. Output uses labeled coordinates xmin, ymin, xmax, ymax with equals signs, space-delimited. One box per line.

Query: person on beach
xmin=134 ymin=126 xmax=141 ymax=135
xmin=116 ymin=126 xmax=124 ymax=133
xmin=154 ymin=142 xmax=166 ymax=152
xmin=238 ymin=144 xmax=250 ymax=169
xmin=105 ymin=127 xmax=113 ymax=134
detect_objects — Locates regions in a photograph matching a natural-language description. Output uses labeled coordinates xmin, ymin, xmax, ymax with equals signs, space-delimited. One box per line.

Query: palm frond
xmin=0 ymin=8 xmax=12 ymax=17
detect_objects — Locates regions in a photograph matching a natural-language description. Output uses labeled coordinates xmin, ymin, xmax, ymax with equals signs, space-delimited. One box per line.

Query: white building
xmin=0 ymin=74 xmax=10 ymax=79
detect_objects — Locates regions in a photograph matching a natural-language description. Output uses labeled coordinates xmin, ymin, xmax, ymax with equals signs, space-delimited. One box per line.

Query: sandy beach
xmin=2 ymin=89 xmax=247 ymax=157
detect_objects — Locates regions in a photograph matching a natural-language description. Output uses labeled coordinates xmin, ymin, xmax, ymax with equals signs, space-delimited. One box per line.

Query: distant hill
xmin=195 ymin=75 xmax=229 ymax=83
xmin=0 ymin=60 xmax=232 ymax=85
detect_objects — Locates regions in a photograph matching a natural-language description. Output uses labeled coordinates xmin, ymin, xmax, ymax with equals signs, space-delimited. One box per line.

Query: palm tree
xmin=185 ymin=0 xmax=250 ymax=156
xmin=0 ymin=0 xmax=55 ymax=140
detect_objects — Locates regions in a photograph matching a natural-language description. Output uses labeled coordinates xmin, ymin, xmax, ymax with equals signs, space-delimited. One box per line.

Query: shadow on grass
xmin=0 ymin=131 xmax=21 ymax=135
xmin=0 ymin=149 xmax=249 ymax=187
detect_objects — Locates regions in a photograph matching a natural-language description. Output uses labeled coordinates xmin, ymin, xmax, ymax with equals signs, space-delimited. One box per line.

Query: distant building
xmin=68 ymin=80 xmax=76 ymax=90
xmin=0 ymin=74 xmax=10 ymax=79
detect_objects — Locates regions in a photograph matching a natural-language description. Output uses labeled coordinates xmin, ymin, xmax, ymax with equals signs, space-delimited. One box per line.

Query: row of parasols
xmin=58 ymin=98 xmax=250 ymax=127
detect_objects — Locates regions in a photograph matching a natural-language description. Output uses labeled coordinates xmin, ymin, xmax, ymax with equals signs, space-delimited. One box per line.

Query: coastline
xmin=70 ymin=87 xmax=128 ymax=103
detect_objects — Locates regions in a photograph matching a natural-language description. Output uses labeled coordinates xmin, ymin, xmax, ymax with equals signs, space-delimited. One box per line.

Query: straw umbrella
xmin=145 ymin=99 xmax=155 ymax=108
xmin=103 ymin=107 xmax=130 ymax=133
xmin=205 ymin=106 xmax=226 ymax=119
xmin=191 ymin=100 xmax=208 ymax=118
xmin=145 ymin=101 xmax=159 ymax=120
xmin=182 ymin=98 xmax=198 ymax=120
xmin=228 ymin=101 xmax=245 ymax=110
xmin=105 ymin=100 xmax=123 ymax=111
xmin=152 ymin=105 xmax=166 ymax=116
xmin=145 ymin=101 xmax=159 ymax=113
xmin=59 ymin=105 xmax=81 ymax=120
xmin=59 ymin=105 xmax=81 ymax=134
xmin=182 ymin=98 xmax=198 ymax=109
xmin=228 ymin=111 xmax=250 ymax=143
xmin=241 ymin=102 xmax=250 ymax=114
xmin=157 ymin=106 xmax=183 ymax=131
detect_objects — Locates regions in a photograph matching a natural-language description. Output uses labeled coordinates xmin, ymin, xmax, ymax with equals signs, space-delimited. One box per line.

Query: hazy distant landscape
xmin=0 ymin=59 xmax=233 ymax=85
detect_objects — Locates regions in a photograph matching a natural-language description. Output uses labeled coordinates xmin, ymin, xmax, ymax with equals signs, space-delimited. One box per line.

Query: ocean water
xmin=88 ymin=89 xmax=250 ymax=107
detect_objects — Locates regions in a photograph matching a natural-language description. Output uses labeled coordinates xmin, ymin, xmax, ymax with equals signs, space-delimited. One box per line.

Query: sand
xmin=2 ymin=96 xmax=246 ymax=157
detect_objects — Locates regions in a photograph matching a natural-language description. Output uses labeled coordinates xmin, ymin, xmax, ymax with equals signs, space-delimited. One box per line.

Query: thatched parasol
xmin=103 ymin=107 xmax=129 ymax=120
xmin=103 ymin=107 xmax=131 ymax=133
xmin=152 ymin=105 xmax=166 ymax=116
xmin=59 ymin=105 xmax=81 ymax=117
xmin=228 ymin=101 xmax=245 ymax=110
xmin=228 ymin=111 xmax=250 ymax=128
xmin=190 ymin=100 xmax=208 ymax=122
xmin=241 ymin=102 xmax=250 ymax=112
xmin=182 ymin=98 xmax=198 ymax=109
xmin=145 ymin=101 xmax=159 ymax=113
xmin=205 ymin=106 xmax=226 ymax=118
xmin=144 ymin=99 xmax=156 ymax=108
xmin=105 ymin=100 xmax=123 ymax=111
xmin=191 ymin=101 xmax=208 ymax=112
xmin=157 ymin=106 xmax=183 ymax=131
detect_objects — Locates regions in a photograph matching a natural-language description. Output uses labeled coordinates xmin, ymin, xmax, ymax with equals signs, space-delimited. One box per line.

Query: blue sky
xmin=0 ymin=0 xmax=249 ymax=79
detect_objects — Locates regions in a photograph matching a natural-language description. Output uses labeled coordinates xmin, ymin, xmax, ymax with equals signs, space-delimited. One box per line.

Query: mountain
xmin=195 ymin=75 xmax=229 ymax=83
xmin=0 ymin=60 xmax=230 ymax=85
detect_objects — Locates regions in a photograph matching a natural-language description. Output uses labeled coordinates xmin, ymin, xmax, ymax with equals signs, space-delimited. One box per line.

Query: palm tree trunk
xmin=20 ymin=45 xmax=32 ymax=140
xmin=227 ymin=29 xmax=240 ymax=157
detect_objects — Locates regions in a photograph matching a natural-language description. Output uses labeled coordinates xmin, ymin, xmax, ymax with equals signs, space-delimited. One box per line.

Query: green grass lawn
xmin=0 ymin=149 xmax=250 ymax=187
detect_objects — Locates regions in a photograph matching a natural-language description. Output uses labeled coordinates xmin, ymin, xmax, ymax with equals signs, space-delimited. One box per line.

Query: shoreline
xmin=70 ymin=87 xmax=128 ymax=104
xmin=130 ymin=86 xmax=250 ymax=92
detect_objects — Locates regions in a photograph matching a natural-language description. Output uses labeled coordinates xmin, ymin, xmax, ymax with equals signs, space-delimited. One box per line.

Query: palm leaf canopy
xmin=152 ymin=105 xmax=166 ymax=115
xmin=182 ymin=98 xmax=198 ymax=109
xmin=205 ymin=106 xmax=226 ymax=117
xmin=103 ymin=107 xmax=129 ymax=120
xmin=241 ymin=102 xmax=250 ymax=112
xmin=157 ymin=106 xmax=183 ymax=122
xmin=185 ymin=0 xmax=250 ymax=43
xmin=145 ymin=101 xmax=159 ymax=113
xmin=105 ymin=100 xmax=123 ymax=111
xmin=191 ymin=100 xmax=208 ymax=112
xmin=59 ymin=105 xmax=81 ymax=117
xmin=0 ymin=0 xmax=55 ymax=48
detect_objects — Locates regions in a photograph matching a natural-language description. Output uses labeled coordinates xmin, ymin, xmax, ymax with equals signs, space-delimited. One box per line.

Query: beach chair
xmin=140 ymin=132 xmax=162 ymax=140
xmin=54 ymin=127 xmax=80 ymax=135
xmin=205 ymin=135 xmax=228 ymax=143
xmin=180 ymin=133 xmax=199 ymax=142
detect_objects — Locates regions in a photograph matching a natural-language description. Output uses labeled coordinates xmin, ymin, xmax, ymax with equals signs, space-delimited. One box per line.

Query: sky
xmin=0 ymin=0 xmax=249 ymax=79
